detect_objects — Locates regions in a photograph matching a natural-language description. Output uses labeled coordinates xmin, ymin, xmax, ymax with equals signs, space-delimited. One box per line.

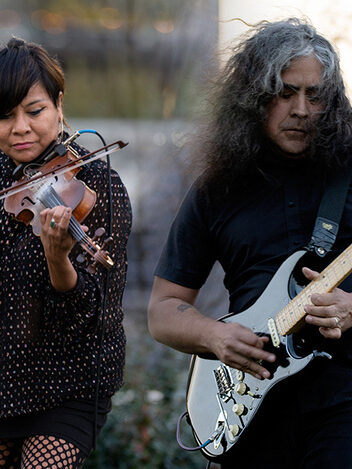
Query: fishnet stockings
xmin=0 ymin=439 xmax=21 ymax=468
xmin=0 ymin=436 xmax=86 ymax=469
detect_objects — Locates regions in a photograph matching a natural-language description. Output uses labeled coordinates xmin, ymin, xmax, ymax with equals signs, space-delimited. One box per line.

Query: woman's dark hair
xmin=0 ymin=37 xmax=65 ymax=116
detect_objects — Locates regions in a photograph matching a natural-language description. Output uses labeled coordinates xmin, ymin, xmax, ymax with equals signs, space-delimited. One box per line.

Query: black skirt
xmin=0 ymin=397 xmax=112 ymax=456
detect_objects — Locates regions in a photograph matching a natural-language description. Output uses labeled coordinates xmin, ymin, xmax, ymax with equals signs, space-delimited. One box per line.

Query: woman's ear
xmin=57 ymin=91 xmax=63 ymax=121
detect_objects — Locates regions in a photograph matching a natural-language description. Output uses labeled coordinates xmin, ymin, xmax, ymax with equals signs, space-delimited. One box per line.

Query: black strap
xmin=307 ymin=169 xmax=352 ymax=257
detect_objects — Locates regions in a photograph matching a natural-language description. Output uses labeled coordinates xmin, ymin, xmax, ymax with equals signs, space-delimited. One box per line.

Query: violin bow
xmin=0 ymin=139 xmax=128 ymax=201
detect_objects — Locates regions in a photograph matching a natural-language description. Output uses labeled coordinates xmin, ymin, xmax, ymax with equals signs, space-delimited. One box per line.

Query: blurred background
xmin=2 ymin=0 xmax=352 ymax=467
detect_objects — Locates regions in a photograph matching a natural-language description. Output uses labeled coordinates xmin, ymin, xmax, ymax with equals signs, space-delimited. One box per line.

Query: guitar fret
xmin=275 ymin=246 xmax=352 ymax=336
xmin=286 ymin=310 xmax=294 ymax=327
xmin=276 ymin=316 xmax=284 ymax=329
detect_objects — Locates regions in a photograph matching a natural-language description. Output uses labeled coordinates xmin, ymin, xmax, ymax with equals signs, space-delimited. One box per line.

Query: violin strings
xmin=45 ymin=189 xmax=85 ymax=240
xmin=39 ymin=186 xmax=96 ymax=252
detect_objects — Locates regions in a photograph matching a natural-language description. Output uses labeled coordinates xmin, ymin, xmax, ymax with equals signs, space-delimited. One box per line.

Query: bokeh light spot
xmin=99 ymin=7 xmax=122 ymax=30
xmin=153 ymin=19 xmax=175 ymax=34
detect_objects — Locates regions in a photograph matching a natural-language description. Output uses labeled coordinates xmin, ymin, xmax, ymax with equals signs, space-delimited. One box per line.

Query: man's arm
xmin=148 ymin=276 xmax=276 ymax=379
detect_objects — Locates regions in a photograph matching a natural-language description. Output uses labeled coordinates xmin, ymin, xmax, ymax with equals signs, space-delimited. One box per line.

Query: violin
xmin=0 ymin=132 xmax=128 ymax=274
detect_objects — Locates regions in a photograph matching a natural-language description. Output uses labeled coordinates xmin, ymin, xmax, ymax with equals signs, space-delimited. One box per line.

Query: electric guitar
xmin=186 ymin=246 xmax=352 ymax=459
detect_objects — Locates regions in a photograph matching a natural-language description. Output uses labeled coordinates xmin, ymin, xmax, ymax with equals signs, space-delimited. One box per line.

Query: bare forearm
xmin=148 ymin=297 xmax=219 ymax=354
xmin=148 ymin=277 xmax=276 ymax=379
xmin=46 ymin=256 xmax=78 ymax=292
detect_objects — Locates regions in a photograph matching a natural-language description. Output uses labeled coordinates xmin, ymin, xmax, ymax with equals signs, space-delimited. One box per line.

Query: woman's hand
xmin=40 ymin=206 xmax=75 ymax=261
xmin=303 ymin=267 xmax=352 ymax=339
xmin=39 ymin=206 xmax=86 ymax=291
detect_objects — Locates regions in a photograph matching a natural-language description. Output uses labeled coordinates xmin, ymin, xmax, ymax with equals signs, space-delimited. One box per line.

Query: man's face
xmin=264 ymin=55 xmax=324 ymax=158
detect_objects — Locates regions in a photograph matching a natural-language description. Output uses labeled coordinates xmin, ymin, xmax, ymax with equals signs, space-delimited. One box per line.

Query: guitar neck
xmin=275 ymin=245 xmax=352 ymax=336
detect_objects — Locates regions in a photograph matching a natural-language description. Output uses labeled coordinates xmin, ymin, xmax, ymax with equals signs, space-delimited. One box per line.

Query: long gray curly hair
xmin=195 ymin=18 xmax=352 ymax=191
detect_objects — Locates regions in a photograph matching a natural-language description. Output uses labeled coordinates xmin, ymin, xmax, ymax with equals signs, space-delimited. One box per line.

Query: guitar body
xmin=186 ymin=250 xmax=328 ymax=459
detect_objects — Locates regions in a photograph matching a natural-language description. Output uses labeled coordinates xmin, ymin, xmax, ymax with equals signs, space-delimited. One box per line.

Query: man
xmin=148 ymin=19 xmax=352 ymax=468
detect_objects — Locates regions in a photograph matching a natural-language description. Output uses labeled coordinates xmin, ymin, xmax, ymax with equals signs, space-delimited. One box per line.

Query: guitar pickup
xmin=268 ymin=318 xmax=280 ymax=348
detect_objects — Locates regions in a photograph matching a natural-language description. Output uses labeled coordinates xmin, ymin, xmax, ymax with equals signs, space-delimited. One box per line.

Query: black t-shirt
xmin=155 ymin=156 xmax=352 ymax=411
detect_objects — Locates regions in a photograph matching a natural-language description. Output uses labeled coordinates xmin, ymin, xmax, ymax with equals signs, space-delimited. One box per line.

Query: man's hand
xmin=303 ymin=267 xmax=352 ymax=339
xmin=211 ymin=321 xmax=276 ymax=380
xmin=148 ymin=277 xmax=276 ymax=379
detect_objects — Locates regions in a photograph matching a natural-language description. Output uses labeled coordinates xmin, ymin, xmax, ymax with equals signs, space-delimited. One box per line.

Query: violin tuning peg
xmin=76 ymin=254 xmax=87 ymax=264
xmin=102 ymin=236 xmax=113 ymax=249
xmin=93 ymin=227 xmax=105 ymax=241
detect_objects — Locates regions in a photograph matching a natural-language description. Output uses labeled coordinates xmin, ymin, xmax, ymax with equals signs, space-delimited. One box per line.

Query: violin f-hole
xmin=21 ymin=196 xmax=36 ymax=207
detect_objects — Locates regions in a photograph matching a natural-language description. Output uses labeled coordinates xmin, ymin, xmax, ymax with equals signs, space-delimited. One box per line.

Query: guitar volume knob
xmin=235 ymin=382 xmax=247 ymax=395
xmin=232 ymin=403 xmax=245 ymax=416
xmin=235 ymin=370 xmax=244 ymax=381
xmin=228 ymin=424 xmax=241 ymax=441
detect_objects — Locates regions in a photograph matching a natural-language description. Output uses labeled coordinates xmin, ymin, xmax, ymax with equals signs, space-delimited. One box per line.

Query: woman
xmin=0 ymin=38 xmax=131 ymax=468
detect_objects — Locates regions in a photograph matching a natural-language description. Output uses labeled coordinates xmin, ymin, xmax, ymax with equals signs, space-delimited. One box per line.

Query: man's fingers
xmin=227 ymin=352 xmax=271 ymax=380
xmin=306 ymin=313 xmax=338 ymax=327
xmin=215 ymin=323 xmax=276 ymax=380
xmin=319 ymin=326 xmax=341 ymax=340
xmin=309 ymin=292 xmax=336 ymax=306
xmin=235 ymin=326 xmax=276 ymax=364
xmin=302 ymin=266 xmax=319 ymax=281
xmin=250 ymin=344 xmax=276 ymax=363
xmin=256 ymin=335 xmax=270 ymax=347
xmin=305 ymin=304 xmax=335 ymax=318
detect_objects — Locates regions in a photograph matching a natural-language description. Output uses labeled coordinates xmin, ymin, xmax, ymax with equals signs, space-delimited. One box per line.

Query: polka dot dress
xmin=0 ymin=140 xmax=132 ymax=422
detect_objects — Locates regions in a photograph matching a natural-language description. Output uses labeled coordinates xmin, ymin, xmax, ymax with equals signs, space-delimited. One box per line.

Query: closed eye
xmin=307 ymin=94 xmax=320 ymax=104
xmin=280 ymin=92 xmax=294 ymax=99
xmin=280 ymin=86 xmax=295 ymax=99
xmin=29 ymin=107 xmax=46 ymax=116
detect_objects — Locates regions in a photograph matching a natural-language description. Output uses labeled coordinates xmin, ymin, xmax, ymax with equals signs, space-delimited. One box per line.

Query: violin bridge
xmin=268 ymin=318 xmax=280 ymax=348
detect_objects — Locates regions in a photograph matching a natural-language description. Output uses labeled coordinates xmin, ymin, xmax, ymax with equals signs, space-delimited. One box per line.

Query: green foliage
xmin=21 ymin=0 xmax=192 ymax=24
xmin=64 ymin=57 xmax=205 ymax=120
xmin=9 ymin=0 xmax=213 ymax=120
xmin=84 ymin=321 xmax=205 ymax=469
xmin=65 ymin=60 xmax=164 ymax=119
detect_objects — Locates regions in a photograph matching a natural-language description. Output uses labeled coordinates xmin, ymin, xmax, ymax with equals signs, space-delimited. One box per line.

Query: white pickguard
xmin=186 ymin=250 xmax=318 ymax=458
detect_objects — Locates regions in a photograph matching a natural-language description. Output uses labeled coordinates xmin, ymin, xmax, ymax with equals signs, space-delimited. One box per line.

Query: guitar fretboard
xmin=275 ymin=245 xmax=352 ymax=335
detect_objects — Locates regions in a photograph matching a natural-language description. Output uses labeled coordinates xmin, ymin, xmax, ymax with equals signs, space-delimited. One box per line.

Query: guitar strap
xmin=307 ymin=168 xmax=352 ymax=257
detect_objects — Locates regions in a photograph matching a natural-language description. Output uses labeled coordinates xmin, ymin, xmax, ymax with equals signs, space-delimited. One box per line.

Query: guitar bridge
xmin=213 ymin=365 xmax=234 ymax=402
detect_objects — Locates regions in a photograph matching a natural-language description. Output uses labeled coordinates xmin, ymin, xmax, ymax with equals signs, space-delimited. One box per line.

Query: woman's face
xmin=0 ymin=81 xmax=63 ymax=165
